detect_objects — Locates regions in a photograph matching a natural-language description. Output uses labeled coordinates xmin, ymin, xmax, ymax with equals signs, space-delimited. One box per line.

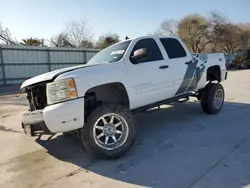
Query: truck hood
xmin=20 ymin=63 xmax=104 ymax=90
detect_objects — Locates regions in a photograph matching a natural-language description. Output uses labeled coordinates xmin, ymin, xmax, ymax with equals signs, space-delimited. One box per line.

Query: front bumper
xmin=22 ymin=98 xmax=85 ymax=133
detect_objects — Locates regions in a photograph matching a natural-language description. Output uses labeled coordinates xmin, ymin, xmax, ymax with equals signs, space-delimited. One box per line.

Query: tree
xmin=177 ymin=14 xmax=211 ymax=53
xmin=154 ymin=12 xmax=250 ymax=54
xmin=79 ymin=40 xmax=94 ymax=49
xmin=216 ymin=23 xmax=242 ymax=54
xmin=0 ymin=23 xmax=16 ymax=45
xmin=95 ymin=33 xmax=120 ymax=49
xmin=65 ymin=18 xmax=95 ymax=48
xmin=154 ymin=19 xmax=178 ymax=36
xmin=238 ymin=23 xmax=250 ymax=50
xmin=207 ymin=11 xmax=227 ymax=52
xmin=20 ymin=38 xmax=45 ymax=46
xmin=207 ymin=12 xmax=250 ymax=53
xmin=50 ymin=32 xmax=74 ymax=47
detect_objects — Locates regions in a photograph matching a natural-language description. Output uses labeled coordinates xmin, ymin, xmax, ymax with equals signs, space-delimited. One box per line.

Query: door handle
xmin=185 ymin=61 xmax=192 ymax=65
xmin=159 ymin=65 xmax=169 ymax=69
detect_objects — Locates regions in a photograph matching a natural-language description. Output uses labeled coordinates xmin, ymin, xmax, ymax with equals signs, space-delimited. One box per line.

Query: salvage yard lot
xmin=0 ymin=70 xmax=250 ymax=188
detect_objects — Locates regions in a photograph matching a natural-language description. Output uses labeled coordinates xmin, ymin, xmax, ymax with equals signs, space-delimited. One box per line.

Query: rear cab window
xmin=160 ymin=38 xmax=187 ymax=59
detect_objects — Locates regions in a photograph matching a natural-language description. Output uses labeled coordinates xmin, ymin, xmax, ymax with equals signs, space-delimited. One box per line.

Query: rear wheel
xmin=81 ymin=104 xmax=135 ymax=159
xmin=200 ymin=83 xmax=225 ymax=114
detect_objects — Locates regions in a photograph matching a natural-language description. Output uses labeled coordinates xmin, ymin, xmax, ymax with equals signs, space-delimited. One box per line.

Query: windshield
xmin=88 ymin=40 xmax=131 ymax=64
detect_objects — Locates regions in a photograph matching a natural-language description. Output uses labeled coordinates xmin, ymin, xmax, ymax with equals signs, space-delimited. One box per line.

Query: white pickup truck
xmin=21 ymin=36 xmax=227 ymax=159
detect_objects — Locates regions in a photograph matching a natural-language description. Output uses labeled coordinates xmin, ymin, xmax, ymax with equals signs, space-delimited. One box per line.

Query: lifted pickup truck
xmin=21 ymin=36 xmax=227 ymax=159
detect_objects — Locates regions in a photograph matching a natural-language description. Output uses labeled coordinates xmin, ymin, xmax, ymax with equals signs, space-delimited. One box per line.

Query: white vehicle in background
xmin=21 ymin=36 xmax=228 ymax=159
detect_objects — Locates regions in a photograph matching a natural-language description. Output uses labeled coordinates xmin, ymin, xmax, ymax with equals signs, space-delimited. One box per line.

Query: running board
xmin=176 ymin=97 xmax=189 ymax=103
xmin=131 ymin=93 xmax=191 ymax=114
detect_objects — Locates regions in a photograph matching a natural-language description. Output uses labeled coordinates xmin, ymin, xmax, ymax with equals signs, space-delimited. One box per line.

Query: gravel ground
xmin=0 ymin=70 xmax=250 ymax=188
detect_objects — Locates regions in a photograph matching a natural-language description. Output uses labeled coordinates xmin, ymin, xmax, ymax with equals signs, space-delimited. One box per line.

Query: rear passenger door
xmin=159 ymin=38 xmax=195 ymax=96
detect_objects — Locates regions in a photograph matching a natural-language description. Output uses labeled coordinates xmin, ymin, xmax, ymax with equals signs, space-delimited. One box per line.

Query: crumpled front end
xmin=21 ymin=82 xmax=85 ymax=135
xmin=25 ymin=83 xmax=47 ymax=111
xmin=21 ymin=82 xmax=51 ymax=135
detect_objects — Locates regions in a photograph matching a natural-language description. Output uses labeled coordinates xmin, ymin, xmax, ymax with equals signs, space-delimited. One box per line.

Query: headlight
xmin=46 ymin=78 xmax=78 ymax=104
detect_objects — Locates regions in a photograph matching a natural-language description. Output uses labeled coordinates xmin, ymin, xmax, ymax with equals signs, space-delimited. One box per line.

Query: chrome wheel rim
xmin=93 ymin=113 xmax=129 ymax=150
xmin=214 ymin=89 xmax=224 ymax=109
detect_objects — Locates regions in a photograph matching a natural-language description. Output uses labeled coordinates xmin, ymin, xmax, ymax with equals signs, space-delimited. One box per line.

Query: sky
xmin=1 ymin=0 xmax=250 ymax=42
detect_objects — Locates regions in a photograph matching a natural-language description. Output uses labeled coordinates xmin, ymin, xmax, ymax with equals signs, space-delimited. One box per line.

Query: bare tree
xmin=207 ymin=11 xmax=227 ymax=52
xmin=216 ymin=23 xmax=242 ymax=54
xmin=79 ymin=40 xmax=94 ymax=49
xmin=154 ymin=19 xmax=178 ymax=36
xmin=95 ymin=33 xmax=120 ymax=49
xmin=207 ymin=12 xmax=250 ymax=53
xmin=238 ymin=23 xmax=250 ymax=50
xmin=65 ymin=18 xmax=95 ymax=48
xmin=153 ymin=12 xmax=250 ymax=54
xmin=50 ymin=32 xmax=74 ymax=47
xmin=178 ymin=14 xmax=211 ymax=53
xmin=0 ymin=23 xmax=16 ymax=45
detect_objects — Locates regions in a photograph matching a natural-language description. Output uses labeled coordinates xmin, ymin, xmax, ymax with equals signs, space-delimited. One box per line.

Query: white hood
xmin=20 ymin=63 xmax=101 ymax=90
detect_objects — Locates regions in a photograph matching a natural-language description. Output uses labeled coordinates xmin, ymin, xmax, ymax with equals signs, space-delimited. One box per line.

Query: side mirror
xmin=130 ymin=48 xmax=149 ymax=63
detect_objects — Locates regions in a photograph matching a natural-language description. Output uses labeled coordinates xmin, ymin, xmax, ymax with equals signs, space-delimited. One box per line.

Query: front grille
xmin=27 ymin=84 xmax=47 ymax=111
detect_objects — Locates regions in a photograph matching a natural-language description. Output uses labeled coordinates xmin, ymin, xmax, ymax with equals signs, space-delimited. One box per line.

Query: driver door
xmin=125 ymin=38 xmax=174 ymax=109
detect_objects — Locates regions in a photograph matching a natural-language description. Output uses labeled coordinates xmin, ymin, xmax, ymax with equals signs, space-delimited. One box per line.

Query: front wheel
xmin=200 ymin=83 xmax=225 ymax=114
xmin=81 ymin=104 xmax=135 ymax=159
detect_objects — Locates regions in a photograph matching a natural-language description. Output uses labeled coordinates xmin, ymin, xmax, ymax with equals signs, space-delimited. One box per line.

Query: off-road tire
xmin=81 ymin=104 xmax=135 ymax=159
xmin=200 ymin=83 xmax=225 ymax=114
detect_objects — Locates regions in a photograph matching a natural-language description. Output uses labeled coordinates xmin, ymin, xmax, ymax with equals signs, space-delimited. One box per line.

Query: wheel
xmin=200 ymin=83 xmax=225 ymax=114
xmin=81 ymin=104 xmax=135 ymax=159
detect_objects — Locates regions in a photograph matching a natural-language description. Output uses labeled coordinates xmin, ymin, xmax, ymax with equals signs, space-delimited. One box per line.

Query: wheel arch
xmin=207 ymin=65 xmax=221 ymax=82
xmin=84 ymin=82 xmax=131 ymax=112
